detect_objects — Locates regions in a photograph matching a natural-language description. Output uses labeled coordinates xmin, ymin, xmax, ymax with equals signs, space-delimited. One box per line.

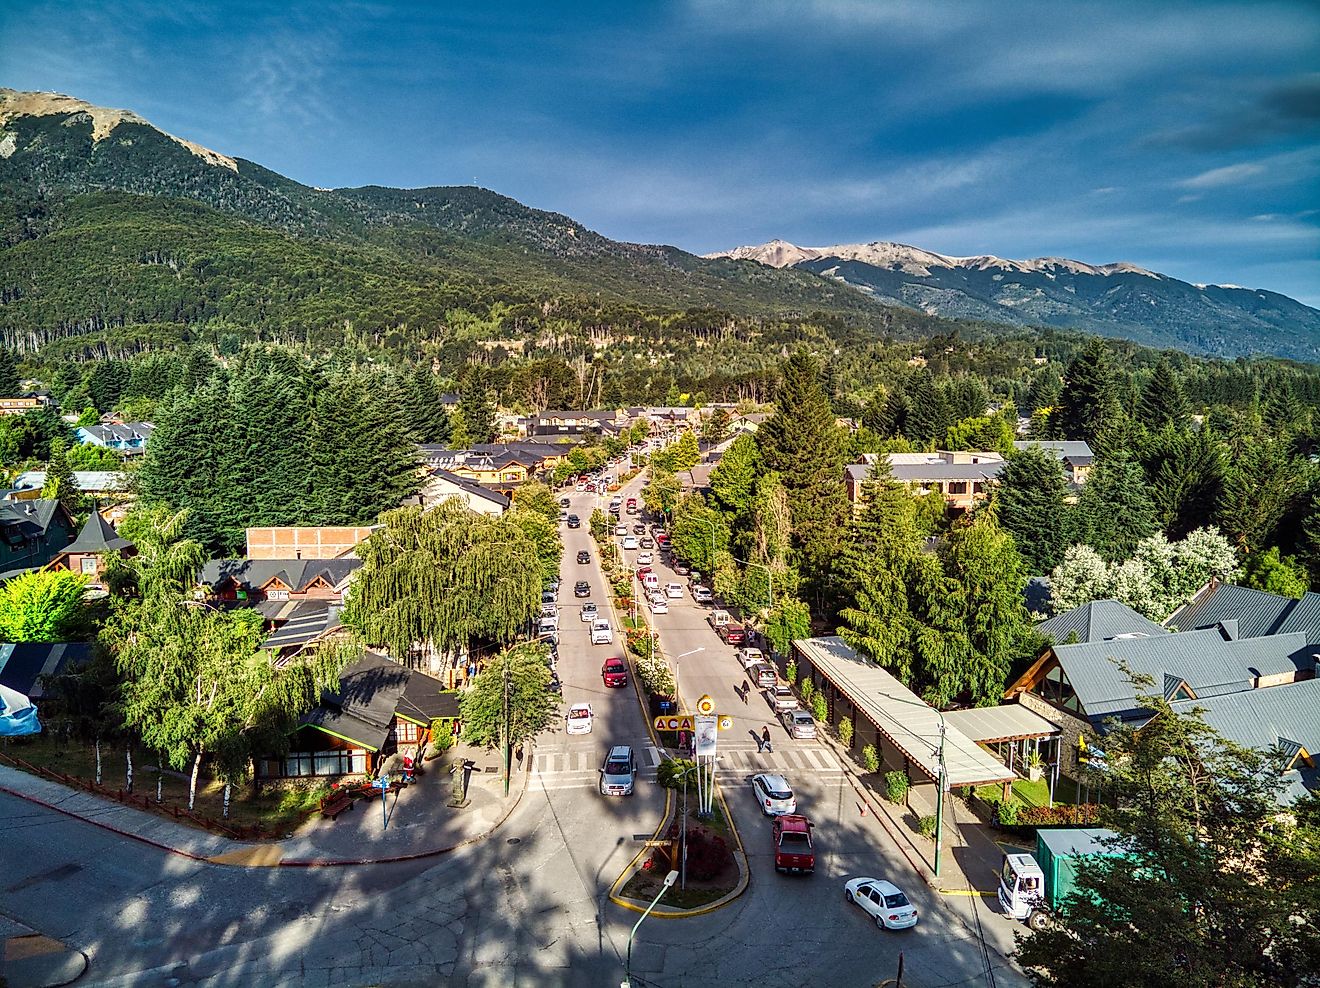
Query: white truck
xmin=590 ymin=619 xmax=614 ymax=646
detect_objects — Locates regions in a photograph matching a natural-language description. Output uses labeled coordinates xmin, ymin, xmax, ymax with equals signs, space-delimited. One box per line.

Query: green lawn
xmin=976 ymin=774 xmax=1082 ymax=808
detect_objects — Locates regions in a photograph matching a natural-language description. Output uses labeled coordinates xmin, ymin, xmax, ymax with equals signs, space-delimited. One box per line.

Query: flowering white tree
xmin=1047 ymin=527 xmax=1239 ymax=622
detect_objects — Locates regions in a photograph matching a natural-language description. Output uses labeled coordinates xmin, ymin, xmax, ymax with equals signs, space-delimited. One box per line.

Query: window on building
xmin=948 ymin=481 xmax=968 ymax=495
xmin=1034 ymin=663 xmax=1081 ymax=713
xmin=80 ymin=557 xmax=99 ymax=574
xmin=280 ymin=748 xmax=366 ymax=777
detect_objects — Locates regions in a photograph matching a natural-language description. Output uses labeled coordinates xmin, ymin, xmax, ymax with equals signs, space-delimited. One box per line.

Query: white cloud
xmin=1179 ymin=162 xmax=1267 ymax=189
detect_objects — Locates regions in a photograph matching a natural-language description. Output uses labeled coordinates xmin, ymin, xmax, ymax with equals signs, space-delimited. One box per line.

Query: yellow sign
xmin=653 ymin=715 xmax=694 ymax=732
xmin=696 ymin=694 xmax=716 ymax=716
xmin=718 ymin=714 xmax=734 ymax=731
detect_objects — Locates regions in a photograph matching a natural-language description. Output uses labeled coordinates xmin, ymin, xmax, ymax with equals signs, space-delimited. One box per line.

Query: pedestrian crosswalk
xmin=530 ymin=743 xmax=844 ymax=790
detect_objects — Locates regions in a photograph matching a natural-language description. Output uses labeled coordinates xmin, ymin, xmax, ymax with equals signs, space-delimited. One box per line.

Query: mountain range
xmin=706 ymin=240 xmax=1320 ymax=361
xmin=1 ymin=87 xmax=1318 ymax=362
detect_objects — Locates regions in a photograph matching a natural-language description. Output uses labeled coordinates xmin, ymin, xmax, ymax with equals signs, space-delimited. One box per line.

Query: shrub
xmin=1017 ymin=803 xmax=1103 ymax=827
xmin=784 ymin=659 xmax=797 ymax=688
xmin=837 ymin=717 xmax=853 ymax=748
xmin=682 ymin=827 xmax=732 ymax=881
xmin=799 ymin=679 xmax=814 ymax=705
xmin=996 ymin=799 xmax=1021 ymax=827
xmin=861 ymin=744 xmax=880 ymax=774
xmin=884 ymin=771 xmax=909 ymax=804
xmin=811 ymin=692 xmax=828 ymax=723
xmin=959 ymin=785 xmax=976 ymax=801
xmin=657 ymin=757 xmax=697 ymax=792
xmin=917 ymin=814 xmax=938 ymax=840
xmin=430 ymin=729 xmax=454 ymax=754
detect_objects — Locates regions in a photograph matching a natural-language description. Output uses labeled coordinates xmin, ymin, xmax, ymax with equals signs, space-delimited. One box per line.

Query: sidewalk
xmin=0 ymin=912 xmax=87 ymax=988
xmin=0 ymin=744 xmax=529 ymax=868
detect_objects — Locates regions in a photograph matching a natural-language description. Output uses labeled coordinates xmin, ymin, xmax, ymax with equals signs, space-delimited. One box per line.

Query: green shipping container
xmin=1035 ymin=828 xmax=1121 ymax=910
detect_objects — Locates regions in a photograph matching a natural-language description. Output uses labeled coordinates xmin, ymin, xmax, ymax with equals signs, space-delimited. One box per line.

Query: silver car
xmin=751 ymin=772 xmax=797 ymax=816
xmin=782 ymin=708 xmax=817 ymax=739
xmin=770 ymin=686 xmax=797 ymax=712
xmin=599 ymin=745 xmax=637 ymax=796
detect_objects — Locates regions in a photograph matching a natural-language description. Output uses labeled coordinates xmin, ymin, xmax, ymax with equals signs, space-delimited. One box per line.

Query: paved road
xmin=0 ymin=472 xmax=1027 ymax=987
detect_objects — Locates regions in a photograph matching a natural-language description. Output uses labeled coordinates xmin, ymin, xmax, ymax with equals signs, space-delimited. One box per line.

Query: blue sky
xmin=3 ymin=0 xmax=1318 ymax=304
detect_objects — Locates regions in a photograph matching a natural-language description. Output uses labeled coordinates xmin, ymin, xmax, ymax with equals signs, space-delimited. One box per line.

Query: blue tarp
xmin=0 ymin=683 xmax=41 ymax=736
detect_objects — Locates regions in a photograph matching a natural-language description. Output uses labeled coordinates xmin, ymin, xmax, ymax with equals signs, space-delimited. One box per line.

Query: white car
xmin=575 ymin=483 xmax=586 ymax=492
xmin=648 ymin=597 xmax=669 ymax=614
xmin=615 ymin=524 xmax=628 ymax=536
xmin=751 ymin=773 xmax=796 ymax=816
xmin=622 ymin=536 xmax=639 ymax=550
xmin=666 ymin=583 xmax=684 ymax=599
xmin=769 ymin=686 xmax=798 ymax=712
xmin=738 ymin=647 xmax=766 ymax=670
xmin=636 ymin=551 xmax=654 ymax=565
xmin=591 ymin=619 xmax=614 ymax=645
xmin=566 ymin=703 xmax=593 ymax=735
xmin=580 ymin=602 xmax=598 ymax=622
xmin=844 ymin=878 xmax=919 ymax=930
xmin=691 ymin=585 xmax=713 ymax=604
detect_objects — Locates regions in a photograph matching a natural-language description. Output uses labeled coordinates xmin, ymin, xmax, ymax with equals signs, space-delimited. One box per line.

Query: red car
xmin=601 ymin=657 xmax=629 ymax=688
xmin=773 ymin=814 xmax=815 ymax=874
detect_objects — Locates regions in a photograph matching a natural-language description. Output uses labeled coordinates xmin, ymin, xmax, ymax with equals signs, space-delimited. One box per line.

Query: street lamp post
xmin=671 ymin=646 xmax=705 ymax=712
xmin=878 ymin=692 xmax=949 ymax=878
xmin=622 ymin=869 xmax=680 ymax=988
xmin=503 ymin=654 xmax=512 ymax=798
xmin=667 ymin=760 xmax=700 ymax=890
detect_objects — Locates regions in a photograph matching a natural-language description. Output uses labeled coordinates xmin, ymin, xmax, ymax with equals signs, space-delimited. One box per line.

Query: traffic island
xmin=610 ymin=780 xmax=749 ymax=917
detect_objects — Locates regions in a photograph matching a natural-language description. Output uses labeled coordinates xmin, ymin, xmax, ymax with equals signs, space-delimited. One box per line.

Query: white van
xmin=591 ymin=619 xmax=614 ymax=645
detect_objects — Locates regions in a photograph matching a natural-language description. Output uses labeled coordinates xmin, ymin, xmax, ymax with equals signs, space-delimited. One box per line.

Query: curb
xmin=0 ymin=761 xmax=531 ymax=869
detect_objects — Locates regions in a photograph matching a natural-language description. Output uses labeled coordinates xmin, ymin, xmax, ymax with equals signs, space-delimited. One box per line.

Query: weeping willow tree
xmin=344 ymin=500 xmax=546 ymax=660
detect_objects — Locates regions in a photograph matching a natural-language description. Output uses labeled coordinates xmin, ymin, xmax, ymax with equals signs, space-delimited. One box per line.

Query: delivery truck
xmin=998 ymin=828 xmax=1122 ymax=930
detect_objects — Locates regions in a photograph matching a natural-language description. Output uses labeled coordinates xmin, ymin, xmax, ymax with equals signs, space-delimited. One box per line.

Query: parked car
xmin=542 ymin=590 xmax=557 ymax=604
xmin=719 ymin=624 xmax=747 ymax=646
xmin=622 ymin=536 xmax=639 ymax=550
xmin=566 ymin=703 xmax=594 ymax=735
xmin=576 ymin=550 xmax=591 ymax=564
xmin=642 ymin=573 xmax=660 ymax=591
xmin=615 ymin=524 xmax=629 ymax=536
xmin=751 ymin=773 xmax=797 ymax=816
xmin=738 ymin=647 xmax=766 ymax=670
xmin=655 ymin=533 xmax=670 ymax=548
xmin=540 ymin=602 xmax=559 ymax=619
xmin=781 ymin=707 xmax=817 ymax=739
xmin=580 ymin=602 xmax=598 ymax=622
xmin=558 ymin=511 xmax=568 ymax=523
xmin=601 ymin=657 xmax=629 ymax=687
xmin=671 ymin=562 xmax=690 ymax=576
xmin=752 ymin=663 xmax=778 ymax=689
xmin=566 ymin=514 xmax=581 ymax=529
xmin=649 ymin=597 xmax=669 ymax=615
xmin=599 ymin=745 xmax=637 ymax=796
xmin=772 ymin=814 xmax=815 ymax=874
xmin=632 ymin=523 xmax=646 ymax=535
xmin=708 ymin=609 xmax=731 ymax=629
xmin=769 ymin=686 xmax=797 ymax=712
xmin=692 ymin=586 xmax=713 ymax=605
xmin=575 ymin=483 xmax=586 ymax=492
xmin=639 ymin=537 xmax=655 ymax=549
xmin=574 ymin=581 xmax=591 ymax=598
xmin=591 ymin=619 xmax=615 ymax=645
xmin=844 ymin=878 xmax=918 ymax=930
xmin=636 ymin=551 xmax=654 ymax=565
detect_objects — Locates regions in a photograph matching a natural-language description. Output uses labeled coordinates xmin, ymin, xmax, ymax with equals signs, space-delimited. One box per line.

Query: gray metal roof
xmin=1171 ymin=677 xmax=1320 ymax=803
xmin=1166 ymin=583 xmax=1297 ymax=638
xmin=1053 ymin=628 xmax=1315 ymax=724
xmin=888 ymin=462 xmax=1005 ymax=483
xmin=1273 ymin=593 xmax=1320 ymax=645
xmin=792 ymin=637 xmax=1013 ymax=786
xmin=1036 ymin=828 xmax=1121 ymax=858
xmin=1036 ymin=600 xmax=1168 ymax=644
xmin=429 ymin=469 xmax=512 ymax=507
xmin=263 ymin=600 xmax=343 ymax=652
xmin=1012 ymin=440 xmax=1095 ymax=462
xmin=942 ymin=704 xmax=1060 ymax=743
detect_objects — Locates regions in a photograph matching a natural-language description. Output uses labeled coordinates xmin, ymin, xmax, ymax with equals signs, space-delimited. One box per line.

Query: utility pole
xmin=503 ymin=654 xmax=512 ymax=798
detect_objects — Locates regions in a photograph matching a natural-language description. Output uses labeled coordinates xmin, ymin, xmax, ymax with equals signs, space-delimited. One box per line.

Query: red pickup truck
xmin=773 ymin=814 xmax=815 ymax=874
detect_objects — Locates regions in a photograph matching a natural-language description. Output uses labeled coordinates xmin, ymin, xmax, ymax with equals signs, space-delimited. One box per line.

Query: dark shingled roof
xmin=63 ymin=511 xmax=133 ymax=555
xmin=263 ymin=600 xmax=343 ymax=653
xmin=299 ymin=653 xmax=459 ymax=748
xmin=199 ymin=558 xmax=361 ymax=594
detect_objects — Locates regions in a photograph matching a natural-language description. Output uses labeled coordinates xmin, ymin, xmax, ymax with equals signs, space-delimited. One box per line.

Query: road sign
xmin=696 ymin=694 xmax=715 ymax=715
xmin=653 ymin=715 xmax=694 ymax=732
xmin=718 ymin=714 xmax=734 ymax=731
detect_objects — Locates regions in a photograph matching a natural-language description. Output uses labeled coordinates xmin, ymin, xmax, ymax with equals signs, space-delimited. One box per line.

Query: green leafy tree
xmin=1075 ymin=453 xmax=1159 ymax=561
xmin=1138 ymin=359 xmax=1189 ymax=431
xmin=667 ymin=430 xmax=701 ymax=472
xmin=511 ymin=479 xmax=560 ymax=523
xmin=757 ymin=350 xmax=849 ymax=589
xmin=945 ymin=414 xmax=1015 ymax=455
xmin=41 ymin=438 xmax=82 ymax=517
xmin=1056 ymin=339 xmax=1121 ymax=443
xmin=995 ymin=447 xmax=1074 ymax=573
xmin=764 ymin=597 xmax=812 ymax=656
xmin=0 ymin=347 xmax=20 ymax=395
xmin=642 ymin=469 xmax=683 ymax=519
xmin=65 ymin=443 xmax=124 ymax=472
xmin=708 ymin=433 xmax=761 ymax=516
xmin=700 ymin=408 xmax=731 ymax=446
xmin=509 ymin=506 xmax=562 ymax=582
xmin=1016 ymin=687 xmax=1320 ymax=988
xmin=459 ymin=641 xmax=559 ymax=756
xmin=0 ymin=570 xmax=88 ymax=641
xmin=108 ymin=506 xmax=208 ymax=598
xmin=344 ymin=501 xmax=543 ymax=660
xmin=670 ymin=498 xmax=730 ymax=575
xmin=1239 ymin=546 xmax=1308 ymax=599
xmin=456 ymin=368 xmax=497 ymax=444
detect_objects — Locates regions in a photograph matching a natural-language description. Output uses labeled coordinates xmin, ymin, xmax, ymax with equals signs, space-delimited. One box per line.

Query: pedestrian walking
xmin=761 ymin=726 xmax=772 ymax=754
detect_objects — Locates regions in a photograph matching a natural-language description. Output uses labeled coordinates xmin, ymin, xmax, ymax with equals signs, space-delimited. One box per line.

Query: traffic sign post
xmin=373 ymin=774 xmax=391 ymax=831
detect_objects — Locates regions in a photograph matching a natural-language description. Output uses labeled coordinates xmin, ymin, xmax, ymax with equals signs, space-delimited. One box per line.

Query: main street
xmin=0 ymin=469 xmax=1027 ymax=987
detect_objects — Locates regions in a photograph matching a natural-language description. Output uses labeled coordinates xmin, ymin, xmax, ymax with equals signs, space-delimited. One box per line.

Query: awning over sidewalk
xmin=942 ymin=704 xmax=1059 ymax=744
xmin=793 ymin=636 xmax=1014 ymax=788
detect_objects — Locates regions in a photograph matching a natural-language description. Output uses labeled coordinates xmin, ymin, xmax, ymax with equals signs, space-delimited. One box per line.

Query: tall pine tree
xmin=1075 ymin=452 xmax=1159 ymax=561
xmin=995 ymin=447 xmax=1074 ymax=573
xmin=1057 ymin=339 xmax=1121 ymax=443
xmin=1138 ymin=359 xmax=1189 ymax=431
xmin=0 ymin=347 xmax=20 ymax=396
